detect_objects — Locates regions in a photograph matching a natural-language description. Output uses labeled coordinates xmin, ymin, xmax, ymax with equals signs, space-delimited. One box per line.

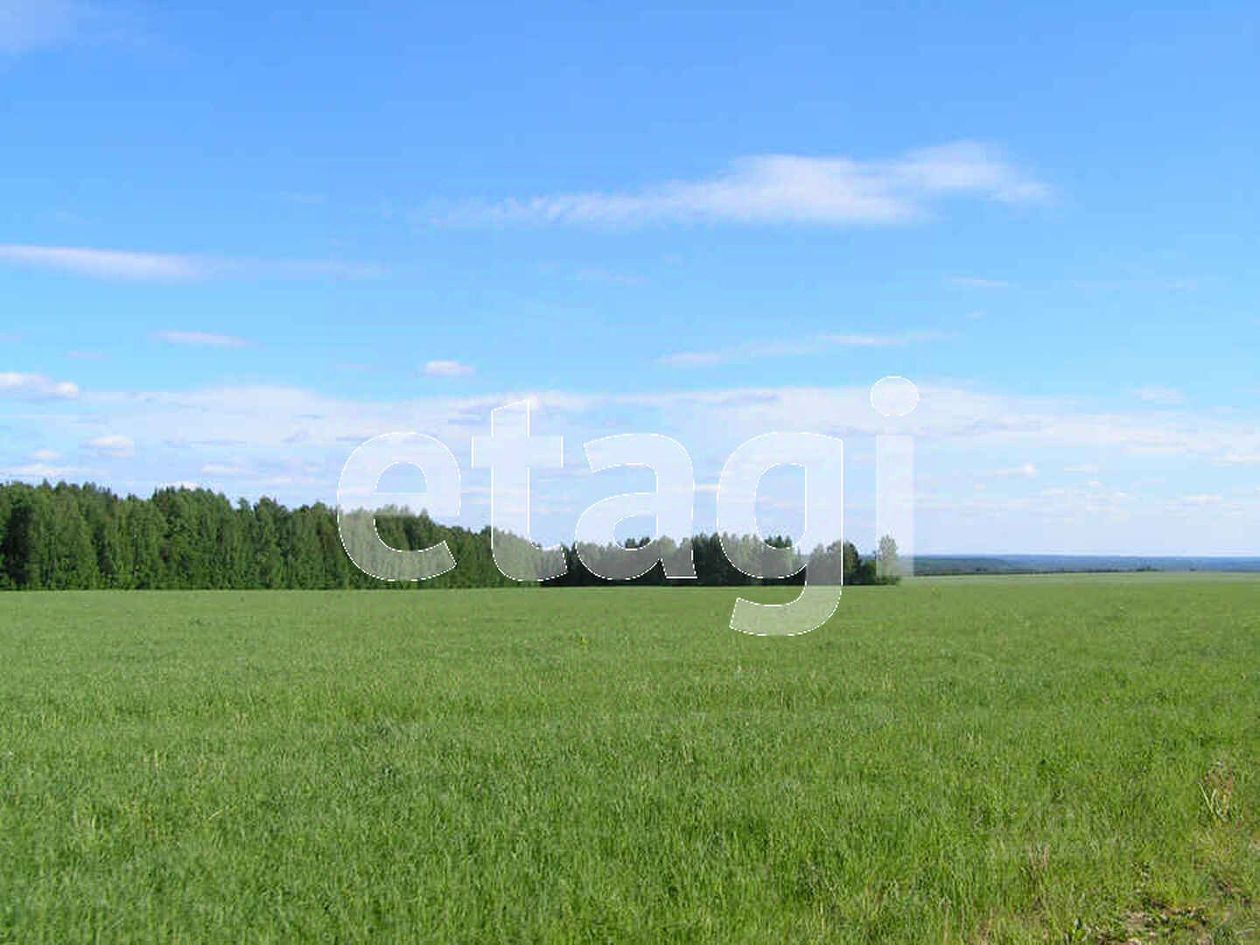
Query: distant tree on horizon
xmin=877 ymin=534 xmax=903 ymax=583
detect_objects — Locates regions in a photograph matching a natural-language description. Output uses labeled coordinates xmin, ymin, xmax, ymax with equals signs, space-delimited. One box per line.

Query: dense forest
xmin=0 ymin=481 xmax=894 ymax=590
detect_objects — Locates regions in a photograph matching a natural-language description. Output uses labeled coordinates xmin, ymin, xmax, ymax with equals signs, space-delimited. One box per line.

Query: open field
xmin=0 ymin=578 xmax=1257 ymax=943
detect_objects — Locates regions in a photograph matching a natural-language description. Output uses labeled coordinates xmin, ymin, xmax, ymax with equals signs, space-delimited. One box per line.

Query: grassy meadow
xmin=0 ymin=577 xmax=1256 ymax=943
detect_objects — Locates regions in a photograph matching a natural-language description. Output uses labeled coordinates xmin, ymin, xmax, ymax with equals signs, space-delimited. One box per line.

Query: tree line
xmin=0 ymin=481 xmax=898 ymax=590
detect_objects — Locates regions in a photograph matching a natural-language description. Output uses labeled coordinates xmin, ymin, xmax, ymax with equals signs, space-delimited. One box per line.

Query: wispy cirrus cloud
xmin=0 ymin=243 xmax=386 ymax=283
xmin=988 ymin=462 xmax=1039 ymax=479
xmin=661 ymin=330 xmax=948 ymax=368
xmin=423 ymin=359 xmax=475 ymax=378
xmin=84 ymin=433 xmax=134 ymax=457
xmin=154 ymin=330 xmax=250 ymax=349
xmin=448 ymin=142 xmax=1048 ymax=228
xmin=0 ymin=462 xmax=83 ymax=480
xmin=0 ymin=371 xmax=79 ymax=399
xmin=200 ymin=462 xmax=250 ymax=477
xmin=0 ymin=244 xmax=203 ymax=281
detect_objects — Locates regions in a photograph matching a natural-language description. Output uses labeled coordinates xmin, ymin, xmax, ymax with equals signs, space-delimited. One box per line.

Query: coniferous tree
xmin=0 ymin=481 xmax=891 ymax=591
xmin=46 ymin=486 xmax=99 ymax=589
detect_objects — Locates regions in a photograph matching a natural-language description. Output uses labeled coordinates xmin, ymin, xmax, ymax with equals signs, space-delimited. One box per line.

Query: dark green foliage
xmin=0 ymin=480 xmax=888 ymax=590
xmin=547 ymin=533 xmax=874 ymax=587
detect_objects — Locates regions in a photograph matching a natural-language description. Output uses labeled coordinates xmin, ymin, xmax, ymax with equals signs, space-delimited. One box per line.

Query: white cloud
xmin=0 ymin=371 xmax=79 ymax=399
xmin=0 ymin=0 xmax=83 ymax=54
xmin=200 ymin=462 xmax=249 ymax=477
xmin=0 ymin=244 xmax=203 ymax=281
xmin=1176 ymin=494 xmax=1223 ymax=508
xmin=84 ymin=434 xmax=134 ymax=457
xmin=0 ymin=462 xmax=80 ymax=480
xmin=0 ymin=244 xmax=385 ymax=283
xmin=1219 ymin=451 xmax=1260 ymax=466
xmin=453 ymin=142 xmax=1048 ymax=227
xmin=821 ymin=331 xmax=946 ymax=347
xmin=988 ymin=463 xmax=1039 ymax=479
xmin=1134 ymin=385 xmax=1186 ymax=406
xmin=31 ymin=448 xmax=61 ymax=462
xmin=63 ymin=379 xmax=1255 ymax=471
xmin=660 ymin=351 xmax=727 ymax=368
xmin=13 ymin=377 xmax=1260 ymax=553
xmin=947 ymin=276 xmax=1011 ymax=289
xmin=661 ymin=330 xmax=946 ymax=368
xmin=154 ymin=330 xmax=249 ymax=349
xmin=424 ymin=360 xmax=475 ymax=378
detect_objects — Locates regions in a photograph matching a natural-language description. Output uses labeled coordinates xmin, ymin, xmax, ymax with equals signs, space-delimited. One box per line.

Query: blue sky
xmin=2 ymin=0 xmax=1259 ymax=554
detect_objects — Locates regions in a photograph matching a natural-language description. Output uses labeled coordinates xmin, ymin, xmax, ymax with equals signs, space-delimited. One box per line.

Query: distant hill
xmin=913 ymin=555 xmax=1260 ymax=575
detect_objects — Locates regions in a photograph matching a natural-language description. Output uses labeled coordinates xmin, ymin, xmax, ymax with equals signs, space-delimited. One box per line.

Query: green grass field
xmin=1 ymin=577 xmax=1256 ymax=943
